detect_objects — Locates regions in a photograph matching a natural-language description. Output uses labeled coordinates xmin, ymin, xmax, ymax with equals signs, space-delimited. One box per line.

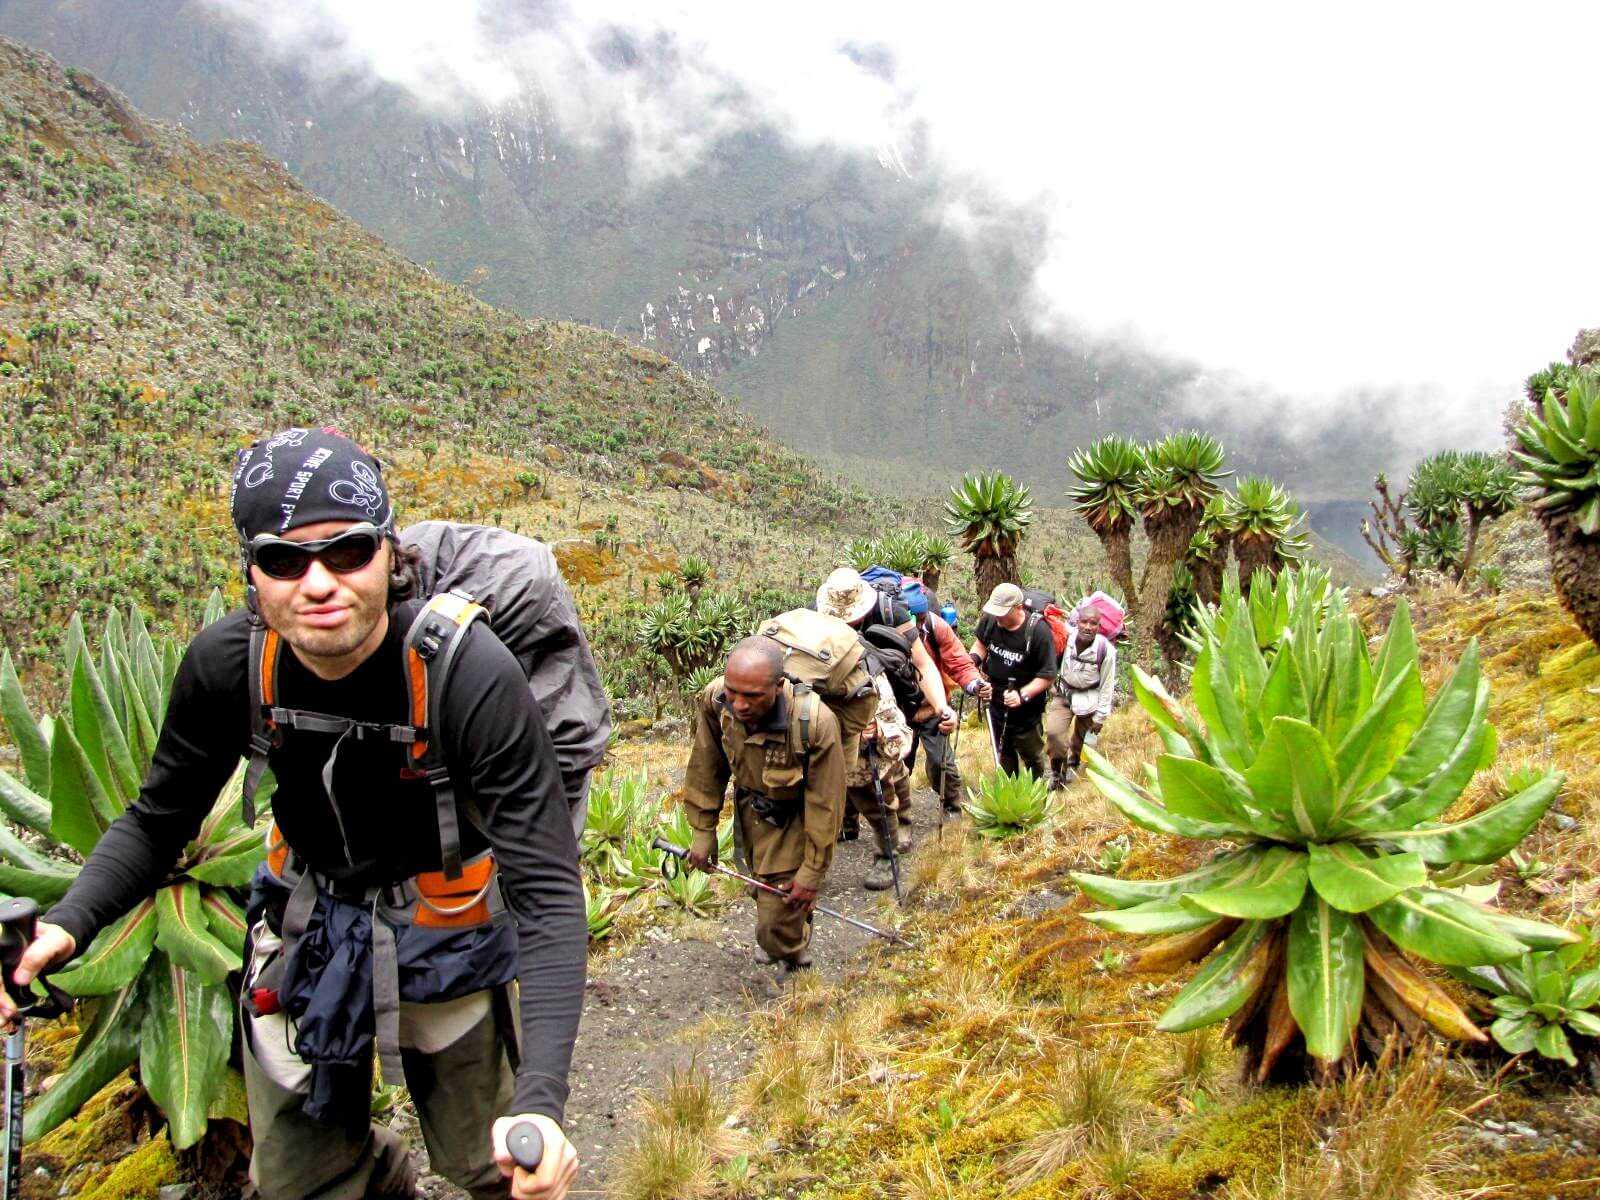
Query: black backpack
xmin=860 ymin=623 xmax=922 ymax=714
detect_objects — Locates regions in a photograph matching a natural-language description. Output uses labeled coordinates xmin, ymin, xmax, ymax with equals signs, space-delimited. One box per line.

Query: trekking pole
xmin=0 ymin=899 xmax=71 ymax=1200
xmin=864 ymin=742 xmax=903 ymax=904
xmin=984 ymin=703 xmax=1002 ymax=770
xmin=941 ymin=690 xmax=968 ymax=846
xmin=653 ymin=839 xmax=911 ymax=947
xmin=505 ymin=1121 xmax=544 ymax=1175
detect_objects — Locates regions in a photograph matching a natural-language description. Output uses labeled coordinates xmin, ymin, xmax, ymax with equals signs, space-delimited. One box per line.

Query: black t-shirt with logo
xmin=975 ymin=612 xmax=1058 ymax=723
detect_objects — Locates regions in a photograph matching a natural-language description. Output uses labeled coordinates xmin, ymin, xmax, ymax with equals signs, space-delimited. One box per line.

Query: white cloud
xmin=204 ymin=0 xmax=1600 ymax=446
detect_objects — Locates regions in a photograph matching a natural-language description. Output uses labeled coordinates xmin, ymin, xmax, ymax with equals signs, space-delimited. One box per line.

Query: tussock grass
xmin=607 ymin=1062 xmax=748 ymax=1200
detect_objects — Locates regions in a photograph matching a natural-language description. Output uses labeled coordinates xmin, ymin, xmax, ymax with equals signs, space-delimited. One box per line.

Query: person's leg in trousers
xmin=1044 ymin=695 xmax=1073 ymax=785
xmin=919 ymin=722 xmax=963 ymax=814
xmin=1067 ymin=711 xmax=1094 ymax=768
xmin=243 ymin=1013 xmax=416 ymax=1200
xmin=753 ymin=867 xmax=811 ymax=964
xmin=1006 ymin=719 xmax=1050 ymax=780
xmin=405 ymin=999 xmax=516 ymax=1200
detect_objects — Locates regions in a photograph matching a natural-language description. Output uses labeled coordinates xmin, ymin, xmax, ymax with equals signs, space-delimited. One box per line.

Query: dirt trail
xmin=409 ymin=793 xmax=938 ymax=1197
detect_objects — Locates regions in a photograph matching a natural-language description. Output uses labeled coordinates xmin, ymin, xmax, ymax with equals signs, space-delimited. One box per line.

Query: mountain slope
xmin=0 ymin=36 xmax=876 ymax=666
xmin=0 ymin=0 xmax=1405 ymax=535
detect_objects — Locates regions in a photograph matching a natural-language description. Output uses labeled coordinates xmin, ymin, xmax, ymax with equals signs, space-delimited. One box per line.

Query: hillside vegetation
xmin=0 ymin=37 xmax=880 ymax=670
xmin=609 ymin=578 xmax=1600 ymax=1199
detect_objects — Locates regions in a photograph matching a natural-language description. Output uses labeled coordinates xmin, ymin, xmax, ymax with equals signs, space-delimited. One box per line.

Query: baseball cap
xmin=982 ymin=582 xmax=1025 ymax=617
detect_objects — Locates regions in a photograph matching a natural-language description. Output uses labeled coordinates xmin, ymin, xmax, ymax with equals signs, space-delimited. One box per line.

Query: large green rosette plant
xmin=0 ymin=597 xmax=267 ymax=1147
xmin=1071 ymin=571 xmax=1570 ymax=1078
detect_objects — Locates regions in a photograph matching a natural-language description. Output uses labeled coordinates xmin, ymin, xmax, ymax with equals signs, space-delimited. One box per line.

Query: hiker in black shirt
xmin=4 ymin=428 xmax=584 ymax=1200
xmin=970 ymin=582 xmax=1057 ymax=778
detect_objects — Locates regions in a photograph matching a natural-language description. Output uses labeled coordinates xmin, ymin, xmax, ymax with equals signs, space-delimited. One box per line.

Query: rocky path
xmin=408 ymin=799 xmax=930 ymax=1197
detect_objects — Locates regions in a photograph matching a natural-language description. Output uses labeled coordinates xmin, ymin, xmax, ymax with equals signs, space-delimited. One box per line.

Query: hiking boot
xmin=864 ymin=854 xmax=896 ymax=891
xmin=894 ymin=821 xmax=913 ymax=853
xmin=752 ymin=947 xmax=781 ymax=966
xmin=941 ymin=800 xmax=963 ymax=818
xmin=837 ymin=811 xmax=860 ymax=842
xmin=781 ymin=949 xmax=814 ymax=973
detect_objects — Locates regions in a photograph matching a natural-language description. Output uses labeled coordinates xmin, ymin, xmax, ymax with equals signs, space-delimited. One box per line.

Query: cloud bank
xmin=204 ymin=0 xmax=1600 ymax=458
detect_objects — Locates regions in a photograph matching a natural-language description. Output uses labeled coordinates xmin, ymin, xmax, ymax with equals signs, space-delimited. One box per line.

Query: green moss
xmin=75 ymin=1133 xmax=179 ymax=1200
xmin=1132 ymin=1089 xmax=1304 ymax=1199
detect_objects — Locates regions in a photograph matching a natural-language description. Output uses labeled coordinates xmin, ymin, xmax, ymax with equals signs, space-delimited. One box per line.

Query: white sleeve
xmin=1095 ymin=641 xmax=1117 ymax=722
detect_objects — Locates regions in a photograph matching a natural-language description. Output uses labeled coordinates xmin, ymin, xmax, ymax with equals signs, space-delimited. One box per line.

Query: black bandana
xmin=229 ymin=427 xmax=393 ymax=541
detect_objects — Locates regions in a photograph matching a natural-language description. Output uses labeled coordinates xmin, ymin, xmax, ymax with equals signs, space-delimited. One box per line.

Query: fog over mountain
xmin=4 ymin=0 xmax=1595 ymax=559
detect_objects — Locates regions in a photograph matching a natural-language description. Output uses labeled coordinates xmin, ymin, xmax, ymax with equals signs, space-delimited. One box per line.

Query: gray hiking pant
xmin=242 ymin=928 xmax=515 ymax=1200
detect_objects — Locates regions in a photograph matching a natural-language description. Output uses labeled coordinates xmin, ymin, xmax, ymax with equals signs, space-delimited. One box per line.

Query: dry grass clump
xmin=1226 ymin=1051 xmax=1461 ymax=1200
xmin=1005 ymin=1046 xmax=1143 ymax=1185
xmin=607 ymin=1062 xmax=749 ymax=1200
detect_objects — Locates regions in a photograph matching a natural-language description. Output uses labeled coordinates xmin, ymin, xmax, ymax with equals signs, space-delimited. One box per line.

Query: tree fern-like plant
xmin=917 ymin=534 xmax=954 ymax=595
xmin=1068 ymin=435 xmax=1146 ymax=604
xmin=1073 ymin=574 xmax=1569 ymax=1080
xmin=0 ymin=597 xmax=262 ymax=1147
xmin=945 ymin=472 xmax=1034 ymax=605
xmin=1512 ymin=368 xmax=1600 ymax=645
xmin=1134 ymin=433 xmax=1230 ymax=664
xmin=1228 ymin=477 xmax=1302 ymax=588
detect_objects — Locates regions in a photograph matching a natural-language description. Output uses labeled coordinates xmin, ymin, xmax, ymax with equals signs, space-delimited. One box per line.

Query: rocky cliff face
xmin=0 ymin=0 xmax=1392 ymax=517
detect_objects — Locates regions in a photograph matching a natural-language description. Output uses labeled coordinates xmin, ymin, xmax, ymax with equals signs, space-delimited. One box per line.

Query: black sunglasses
xmin=247 ymin=524 xmax=386 ymax=581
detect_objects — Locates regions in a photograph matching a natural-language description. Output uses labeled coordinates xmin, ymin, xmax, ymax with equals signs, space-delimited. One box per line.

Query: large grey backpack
xmin=401 ymin=521 xmax=612 ymax=812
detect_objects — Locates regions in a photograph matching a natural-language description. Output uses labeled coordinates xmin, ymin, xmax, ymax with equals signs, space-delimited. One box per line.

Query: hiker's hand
xmin=686 ymin=838 xmax=716 ymax=874
xmin=493 ymin=1114 xmax=578 ymax=1200
xmin=781 ymin=880 xmax=819 ymax=914
xmin=937 ymin=705 xmax=957 ymax=733
xmin=1003 ymin=688 xmax=1023 ymax=709
xmin=976 ymin=680 xmax=994 ymax=702
xmin=0 ymin=922 xmax=73 ymax=1028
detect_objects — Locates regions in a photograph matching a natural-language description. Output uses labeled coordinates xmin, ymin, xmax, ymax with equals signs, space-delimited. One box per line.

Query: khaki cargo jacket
xmin=682 ymin=678 xmax=846 ymax=890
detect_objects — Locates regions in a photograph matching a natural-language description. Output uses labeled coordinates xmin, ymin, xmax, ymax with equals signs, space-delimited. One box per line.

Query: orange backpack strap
xmin=242 ymin=624 xmax=284 ymax=828
xmin=403 ymin=591 xmax=488 ymax=880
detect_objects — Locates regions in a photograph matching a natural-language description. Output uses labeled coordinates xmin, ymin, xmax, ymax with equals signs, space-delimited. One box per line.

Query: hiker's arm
xmin=682 ymin=688 xmax=732 ymax=863
xmin=796 ymin=711 xmax=845 ymax=891
xmin=908 ymin=633 xmax=950 ymax=714
xmin=934 ymin=620 xmax=982 ymax=692
xmin=46 ymin=618 xmax=246 ymax=954
xmin=1095 ymin=643 xmax=1118 ymax=724
xmin=444 ymin=627 xmax=585 ymax=1126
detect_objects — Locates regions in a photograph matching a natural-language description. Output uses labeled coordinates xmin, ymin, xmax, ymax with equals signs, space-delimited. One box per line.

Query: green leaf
xmin=1084 ymin=750 xmax=1232 ymax=840
xmin=1392 ymin=641 xmax=1481 ymax=786
xmin=184 ymin=843 xmax=265 ymax=888
xmin=1306 ymin=843 xmax=1426 ymax=913
xmin=1287 ymin=895 xmax=1364 ymax=1062
xmin=1474 ymin=908 xmax=1579 ymax=952
xmin=155 ymin=883 xmax=238 ymax=985
xmin=1334 ymin=663 xmax=1425 ymax=804
xmin=0 ymin=766 xmax=53 ymax=836
xmin=1368 ymin=888 xmax=1525 ymax=966
xmin=1070 ymin=852 xmax=1251 ymax=908
xmin=1244 ymin=717 xmax=1337 ymax=838
xmin=113 ymin=648 xmax=159 ymax=775
xmin=1185 ymin=847 xmax=1308 ymax=920
xmin=1534 ymin=1021 xmax=1576 ymax=1065
xmin=0 ymin=863 xmax=79 ymax=905
xmin=201 ymin=890 xmax=248 ymax=958
xmin=1375 ymin=772 xmax=1561 ymax=865
xmin=1258 ymin=645 xmax=1311 ymax=725
xmin=140 ymin=954 xmax=232 ymax=1151
xmin=1569 ymin=967 xmax=1600 ymax=1011
xmin=1566 ymin=1010 xmax=1600 ymax=1038
xmin=1157 ymin=755 xmax=1252 ymax=829
xmin=1372 ymin=601 xmax=1418 ymax=693
xmin=63 ymin=612 xmax=87 ymax=678
xmin=1357 ymin=681 xmax=1490 ymax=829
xmin=1192 ymin=643 xmax=1251 ymax=770
xmin=54 ymin=899 xmax=157 ymax=996
xmin=68 ymin=649 xmax=138 ymax=807
xmin=23 ymin=981 xmax=143 ymax=1142
xmin=48 ymin=721 xmax=109 ymax=856
xmin=208 ymin=1067 xmax=250 ymax=1125
xmin=1084 ymin=899 xmax=1220 ymax=936
xmin=1313 ymin=620 xmax=1370 ymax=749
xmin=1489 ymin=1012 xmax=1539 ymax=1055
xmin=0 ymin=649 xmax=50 ymax=794
xmin=1156 ymin=920 xmax=1274 ymax=1033
xmin=0 ymin=810 xmax=59 ymax=873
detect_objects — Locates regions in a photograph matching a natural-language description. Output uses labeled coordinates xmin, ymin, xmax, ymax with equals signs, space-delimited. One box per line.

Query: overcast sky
xmin=207 ymin=1 xmax=1600 ymax=445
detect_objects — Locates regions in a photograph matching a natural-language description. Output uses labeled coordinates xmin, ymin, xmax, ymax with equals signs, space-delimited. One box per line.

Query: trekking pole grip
xmin=652 ymin=837 xmax=687 ymax=858
xmin=506 ymin=1120 xmax=544 ymax=1172
xmin=0 ymin=899 xmax=38 ymax=989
